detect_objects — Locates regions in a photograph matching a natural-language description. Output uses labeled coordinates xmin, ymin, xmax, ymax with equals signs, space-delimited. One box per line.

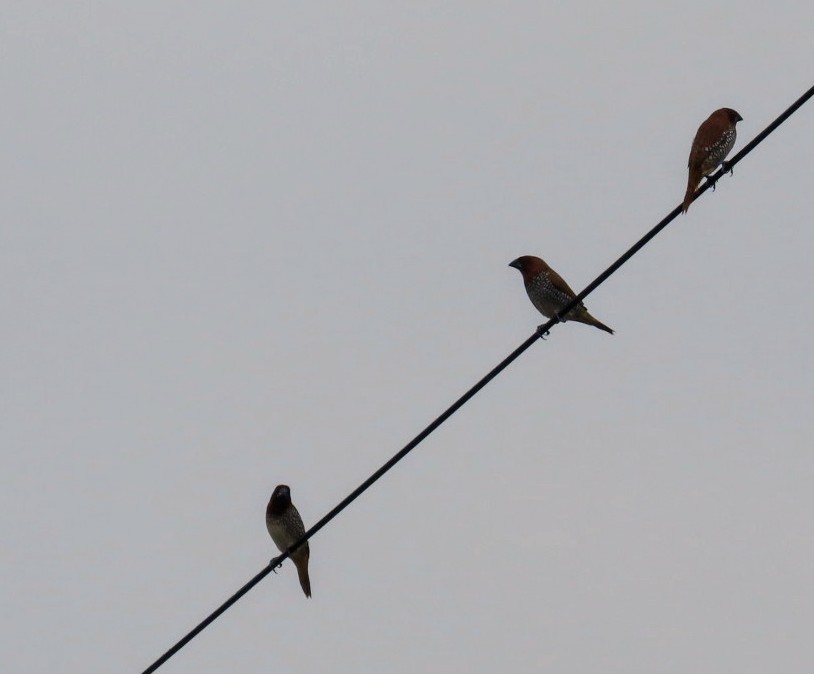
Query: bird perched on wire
xmin=682 ymin=107 xmax=743 ymax=213
xmin=509 ymin=255 xmax=613 ymax=334
xmin=266 ymin=484 xmax=311 ymax=598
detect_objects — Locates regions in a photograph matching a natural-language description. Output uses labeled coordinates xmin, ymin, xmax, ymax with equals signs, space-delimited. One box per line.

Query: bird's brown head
xmin=720 ymin=108 xmax=743 ymax=124
xmin=268 ymin=484 xmax=292 ymax=516
xmin=509 ymin=255 xmax=549 ymax=284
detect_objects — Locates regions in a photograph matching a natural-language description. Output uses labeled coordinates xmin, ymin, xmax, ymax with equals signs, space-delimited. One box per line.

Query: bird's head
xmin=268 ymin=484 xmax=292 ymax=515
xmin=509 ymin=255 xmax=548 ymax=282
xmin=722 ymin=108 xmax=743 ymax=124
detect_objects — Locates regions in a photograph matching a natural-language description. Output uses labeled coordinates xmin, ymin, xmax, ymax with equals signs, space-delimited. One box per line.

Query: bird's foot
xmin=270 ymin=556 xmax=284 ymax=571
xmin=721 ymin=160 xmax=734 ymax=176
xmin=536 ymin=324 xmax=550 ymax=340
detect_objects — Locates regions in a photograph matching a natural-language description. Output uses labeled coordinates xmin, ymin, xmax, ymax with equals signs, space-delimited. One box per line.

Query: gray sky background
xmin=2 ymin=3 xmax=813 ymax=673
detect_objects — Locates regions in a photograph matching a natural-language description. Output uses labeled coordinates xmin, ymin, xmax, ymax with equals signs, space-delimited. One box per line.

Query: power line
xmin=139 ymin=82 xmax=814 ymax=674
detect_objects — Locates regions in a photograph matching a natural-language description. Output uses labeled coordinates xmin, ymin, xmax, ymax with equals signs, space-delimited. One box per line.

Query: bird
xmin=509 ymin=255 xmax=613 ymax=334
xmin=266 ymin=484 xmax=311 ymax=598
xmin=682 ymin=107 xmax=743 ymax=213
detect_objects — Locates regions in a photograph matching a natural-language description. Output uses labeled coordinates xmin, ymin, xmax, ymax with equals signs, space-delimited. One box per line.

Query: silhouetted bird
xmin=266 ymin=485 xmax=311 ymax=598
xmin=509 ymin=255 xmax=613 ymax=334
xmin=683 ymin=107 xmax=742 ymax=213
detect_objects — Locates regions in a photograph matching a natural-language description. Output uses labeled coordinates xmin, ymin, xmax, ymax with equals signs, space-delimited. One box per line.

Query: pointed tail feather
xmin=570 ymin=306 xmax=614 ymax=334
xmin=584 ymin=314 xmax=614 ymax=334
xmin=682 ymin=168 xmax=701 ymax=213
xmin=293 ymin=552 xmax=311 ymax=598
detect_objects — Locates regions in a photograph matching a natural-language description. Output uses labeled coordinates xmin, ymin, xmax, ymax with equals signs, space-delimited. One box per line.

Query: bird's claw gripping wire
xmin=709 ymin=161 xmax=734 ymax=193
xmin=270 ymin=556 xmax=284 ymax=572
xmin=538 ymin=314 xmax=565 ymax=339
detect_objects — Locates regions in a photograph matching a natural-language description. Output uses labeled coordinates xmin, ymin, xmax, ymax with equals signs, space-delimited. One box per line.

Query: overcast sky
xmin=3 ymin=3 xmax=814 ymax=673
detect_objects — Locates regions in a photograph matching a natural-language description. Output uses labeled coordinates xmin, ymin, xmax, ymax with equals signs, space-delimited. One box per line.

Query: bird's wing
xmin=545 ymin=268 xmax=580 ymax=304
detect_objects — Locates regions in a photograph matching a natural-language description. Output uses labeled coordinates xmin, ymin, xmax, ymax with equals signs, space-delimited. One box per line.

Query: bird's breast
xmin=266 ymin=516 xmax=297 ymax=551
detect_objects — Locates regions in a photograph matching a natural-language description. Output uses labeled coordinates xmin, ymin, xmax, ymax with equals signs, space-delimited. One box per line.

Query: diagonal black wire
xmin=140 ymin=82 xmax=814 ymax=674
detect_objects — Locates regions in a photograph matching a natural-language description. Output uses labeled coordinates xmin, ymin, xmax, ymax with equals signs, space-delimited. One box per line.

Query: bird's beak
xmin=508 ymin=259 xmax=520 ymax=270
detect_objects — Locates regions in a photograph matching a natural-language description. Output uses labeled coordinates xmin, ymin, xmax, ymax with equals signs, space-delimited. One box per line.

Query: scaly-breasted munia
xmin=682 ymin=107 xmax=743 ymax=213
xmin=266 ymin=484 xmax=311 ymax=598
xmin=509 ymin=255 xmax=613 ymax=334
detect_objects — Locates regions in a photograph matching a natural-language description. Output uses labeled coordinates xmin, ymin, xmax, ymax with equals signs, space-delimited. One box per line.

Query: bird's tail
xmin=682 ymin=168 xmax=700 ymax=213
xmin=582 ymin=313 xmax=614 ymax=335
xmin=292 ymin=550 xmax=312 ymax=598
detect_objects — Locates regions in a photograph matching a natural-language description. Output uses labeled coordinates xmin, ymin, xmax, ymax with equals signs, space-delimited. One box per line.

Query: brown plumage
xmin=682 ymin=107 xmax=742 ymax=213
xmin=509 ymin=255 xmax=613 ymax=334
xmin=266 ymin=485 xmax=311 ymax=598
